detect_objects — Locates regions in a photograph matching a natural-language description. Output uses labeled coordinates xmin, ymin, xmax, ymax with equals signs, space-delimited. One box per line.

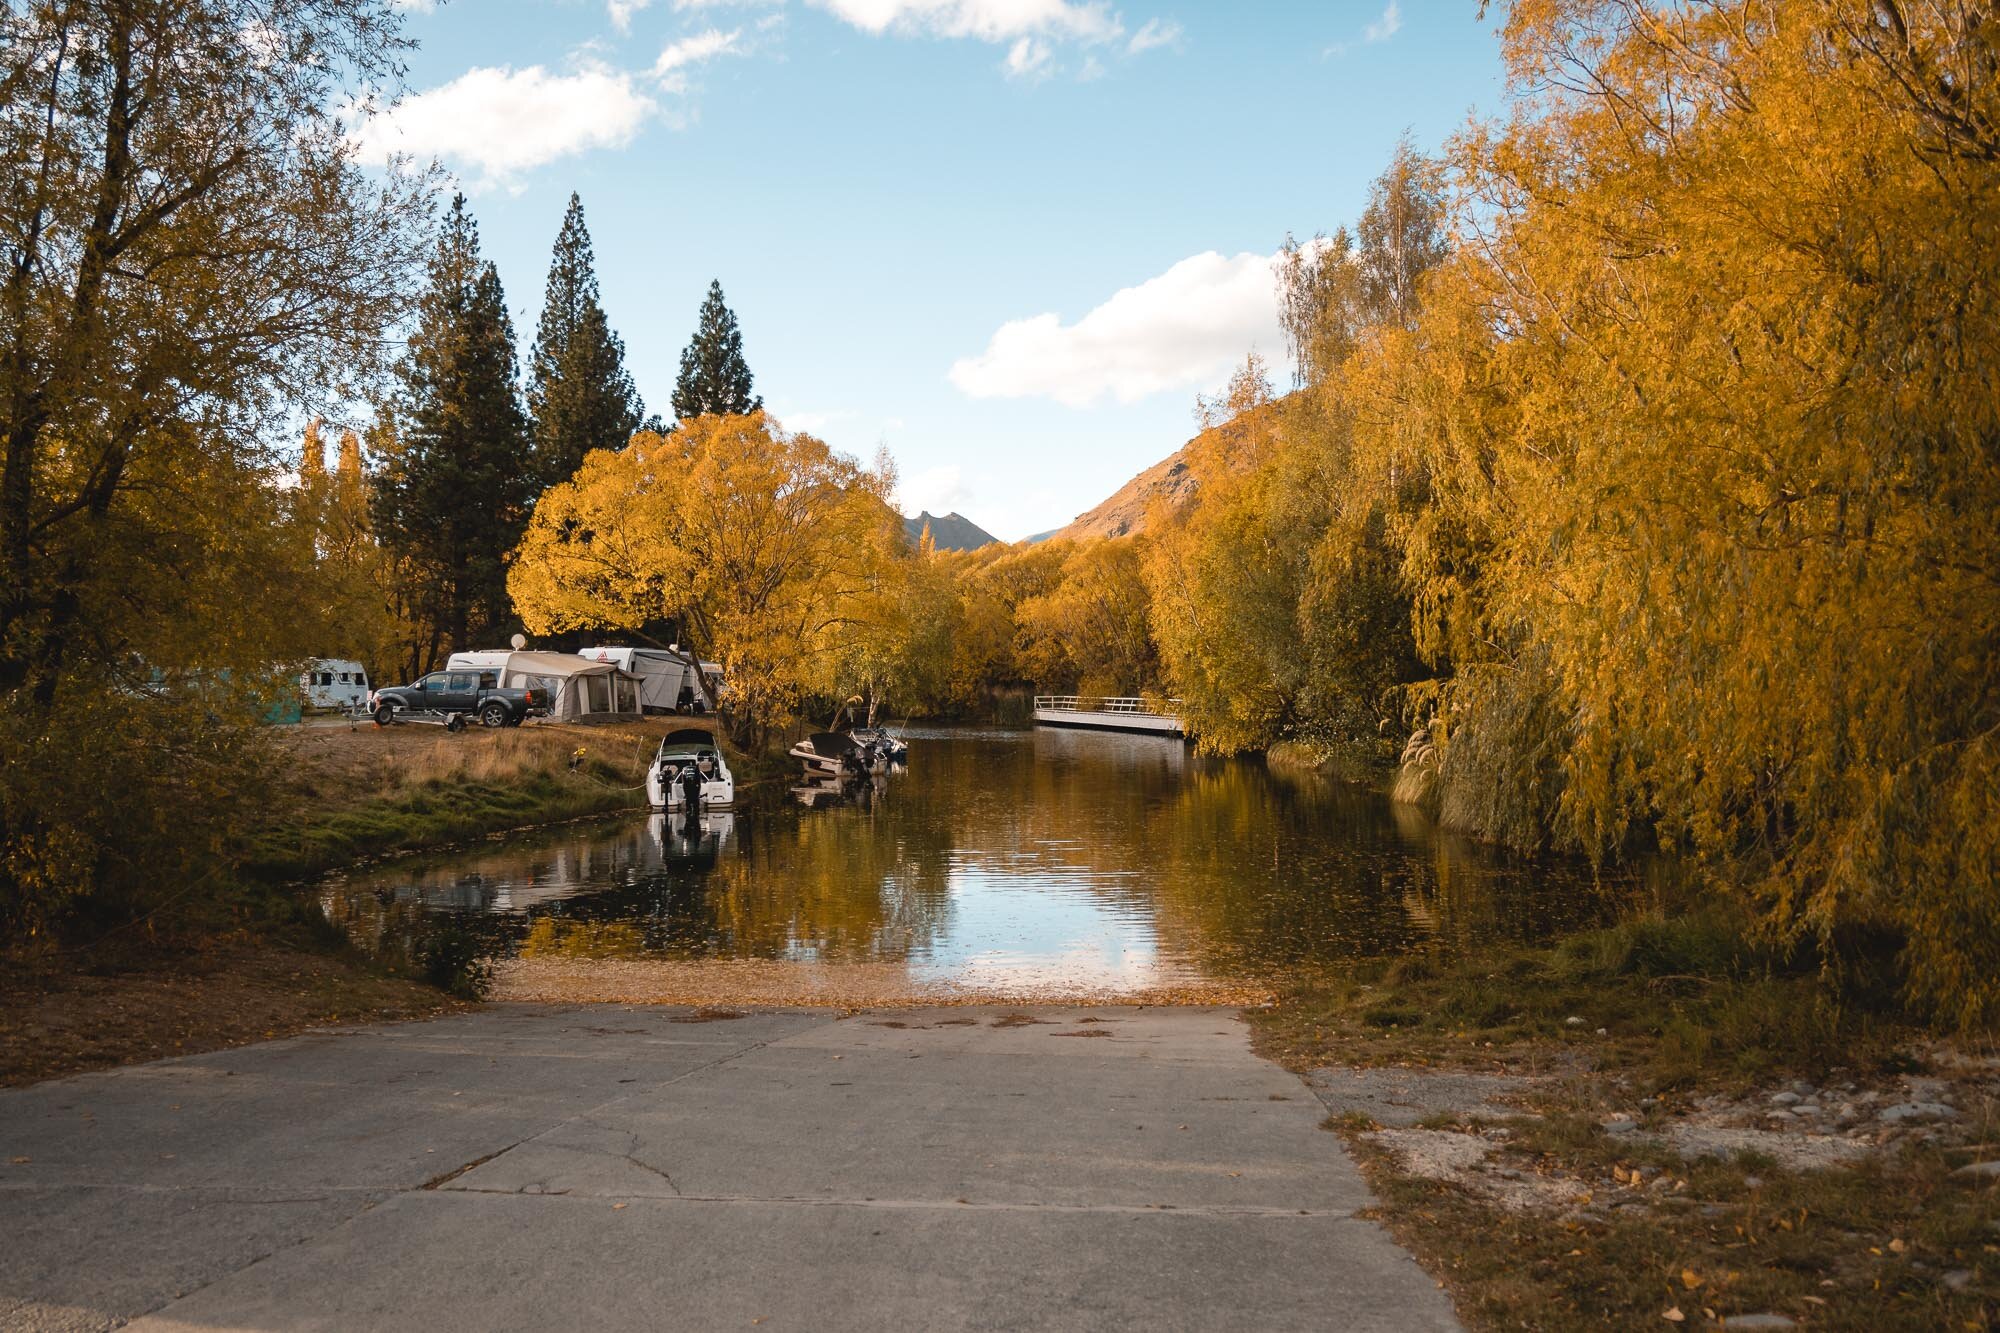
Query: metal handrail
xmin=1033 ymin=695 xmax=1182 ymax=716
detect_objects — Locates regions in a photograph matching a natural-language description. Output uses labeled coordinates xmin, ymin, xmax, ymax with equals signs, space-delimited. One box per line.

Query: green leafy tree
xmin=527 ymin=194 xmax=642 ymax=492
xmin=371 ymin=196 xmax=533 ymax=673
xmin=671 ymin=280 xmax=762 ymax=423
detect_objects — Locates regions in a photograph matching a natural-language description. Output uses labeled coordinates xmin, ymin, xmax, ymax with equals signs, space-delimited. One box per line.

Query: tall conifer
xmin=371 ymin=195 xmax=532 ymax=667
xmin=528 ymin=194 xmax=642 ymax=490
xmin=671 ymin=280 xmax=761 ymax=423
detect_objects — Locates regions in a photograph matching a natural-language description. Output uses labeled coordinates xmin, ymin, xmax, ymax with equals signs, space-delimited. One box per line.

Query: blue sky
xmin=360 ymin=1 xmax=1510 ymax=539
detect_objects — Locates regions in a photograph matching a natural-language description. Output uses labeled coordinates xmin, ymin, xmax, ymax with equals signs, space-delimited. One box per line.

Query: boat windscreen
xmin=809 ymin=731 xmax=857 ymax=753
xmin=662 ymin=728 xmax=715 ymax=747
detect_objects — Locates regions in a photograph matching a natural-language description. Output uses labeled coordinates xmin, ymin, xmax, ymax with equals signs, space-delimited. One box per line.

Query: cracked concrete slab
xmin=2 ymin=1005 xmax=1460 ymax=1331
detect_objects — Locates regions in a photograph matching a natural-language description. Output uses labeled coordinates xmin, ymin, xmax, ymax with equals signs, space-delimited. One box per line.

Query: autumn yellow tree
xmin=0 ymin=0 xmax=430 ymax=935
xmin=509 ymin=412 xmax=902 ymax=741
xmin=1355 ymin=0 xmax=2000 ymax=1021
xmin=1016 ymin=537 xmax=1159 ymax=698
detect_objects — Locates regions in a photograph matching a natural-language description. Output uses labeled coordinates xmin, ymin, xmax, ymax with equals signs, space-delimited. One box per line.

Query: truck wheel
xmin=374 ymin=703 xmax=395 ymax=728
xmin=480 ymin=702 xmax=508 ymax=728
xmin=446 ymin=712 xmax=466 ymax=733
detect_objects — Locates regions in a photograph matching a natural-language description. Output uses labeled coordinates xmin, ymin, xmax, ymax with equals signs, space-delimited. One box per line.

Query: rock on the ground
xmin=1879 ymin=1101 xmax=1958 ymax=1124
xmin=1953 ymin=1160 xmax=2000 ymax=1179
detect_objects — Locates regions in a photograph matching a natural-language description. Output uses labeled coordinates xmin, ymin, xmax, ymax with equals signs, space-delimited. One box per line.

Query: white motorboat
xmin=646 ymin=728 xmax=735 ymax=812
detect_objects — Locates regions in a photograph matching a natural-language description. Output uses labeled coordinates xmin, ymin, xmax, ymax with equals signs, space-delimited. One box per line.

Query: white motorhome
xmin=300 ymin=659 xmax=371 ymax=711
xmin=577 ymin=646 xmax=714 ymax=714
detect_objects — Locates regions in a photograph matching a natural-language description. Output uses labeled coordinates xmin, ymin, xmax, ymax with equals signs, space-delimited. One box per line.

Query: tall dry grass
xmin=395 ymin=723 xmax=666 ymax=790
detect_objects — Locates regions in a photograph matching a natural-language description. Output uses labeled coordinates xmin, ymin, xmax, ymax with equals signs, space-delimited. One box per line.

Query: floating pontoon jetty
xmin=1031 ymin=695 xmax=1184 ymax=736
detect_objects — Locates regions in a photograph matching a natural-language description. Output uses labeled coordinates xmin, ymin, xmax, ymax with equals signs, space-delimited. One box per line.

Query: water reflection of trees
xmin=931 ymin=731 xmax=1625 ymax=978
xmin=322 ymin=803 xmax=960 ymax=965
xmin=321 ymin=730 xmax=1630 ymax=978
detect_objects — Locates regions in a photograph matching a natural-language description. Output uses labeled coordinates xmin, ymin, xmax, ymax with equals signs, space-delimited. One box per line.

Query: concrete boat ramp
xmin=0 ymin=1005 xmax=1459 ymax=1331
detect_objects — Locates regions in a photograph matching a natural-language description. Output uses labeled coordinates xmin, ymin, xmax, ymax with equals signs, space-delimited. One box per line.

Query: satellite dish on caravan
xmin=510 ymin=633 xmax=527 ymax=650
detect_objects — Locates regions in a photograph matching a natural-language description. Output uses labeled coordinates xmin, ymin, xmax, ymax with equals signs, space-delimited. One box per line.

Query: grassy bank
xmin=243 ymin=721 xmax=666 ymax=881
xmin=1251 ymin=909 xmax=1999 ymax=1329
xmin=0 ymin=718 xmax=707 ymax=1086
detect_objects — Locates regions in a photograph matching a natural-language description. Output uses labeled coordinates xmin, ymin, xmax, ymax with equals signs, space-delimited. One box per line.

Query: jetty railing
xmin=1032 ymin=695 xmax=1182 ymax=716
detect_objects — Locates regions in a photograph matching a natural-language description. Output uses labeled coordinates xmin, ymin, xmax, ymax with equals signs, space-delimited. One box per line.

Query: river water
xmin=320 ymin=726 xmax=1623 ymax=1001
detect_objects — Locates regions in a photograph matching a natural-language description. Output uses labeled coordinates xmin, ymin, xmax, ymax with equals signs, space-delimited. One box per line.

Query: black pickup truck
xmin=368 ymin=670 xmax=546 ymax=729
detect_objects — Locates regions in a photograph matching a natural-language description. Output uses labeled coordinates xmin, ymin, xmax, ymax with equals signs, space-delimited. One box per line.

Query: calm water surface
xmin=321 ymin=726 xmax=1625 ymax=995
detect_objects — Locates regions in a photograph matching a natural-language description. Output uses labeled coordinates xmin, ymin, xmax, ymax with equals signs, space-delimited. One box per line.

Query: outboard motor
xmin=677 ymin=761 xmax=703 ymax=812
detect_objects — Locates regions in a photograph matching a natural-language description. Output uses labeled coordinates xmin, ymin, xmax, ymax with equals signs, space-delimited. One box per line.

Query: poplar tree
xmin=527 ymin=194 xmax=642 ymax=491
xmin=371 ymin=196 xmax=533 ymax=671
xmin=671 ymin=280 xmax=762 ymax=423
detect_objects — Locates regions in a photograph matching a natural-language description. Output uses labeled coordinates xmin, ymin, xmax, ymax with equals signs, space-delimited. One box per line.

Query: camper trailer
xmin=442 ymin=650 xmax=644 ymax=722
xmin=300 ymin=659 xmax=371 ymax=711
xmin=577 ymin=646 xmax=714 ymax=714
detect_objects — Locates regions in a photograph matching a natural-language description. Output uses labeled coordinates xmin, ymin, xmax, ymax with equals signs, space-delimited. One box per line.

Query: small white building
xmin=443 ymin=650 xmax=644 ymax=723
xmin=300 ymin=659 xmax=371 ymax=711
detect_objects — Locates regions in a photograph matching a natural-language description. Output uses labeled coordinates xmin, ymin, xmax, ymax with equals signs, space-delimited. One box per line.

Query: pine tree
xmin=671 ymin=280 xmax=762 ymax=423
xmin=371 ymin=195 xmax=533 ymax=669
xmin=527 ymin=194 xmax=642 ymax=491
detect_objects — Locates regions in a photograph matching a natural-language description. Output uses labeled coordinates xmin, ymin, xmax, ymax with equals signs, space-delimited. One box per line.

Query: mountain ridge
xmin=905 ymin=510 xmax=999 ymax=552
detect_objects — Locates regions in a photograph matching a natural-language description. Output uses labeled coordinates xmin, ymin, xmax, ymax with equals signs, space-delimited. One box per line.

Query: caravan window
xmin=317 ymin=672 xmax=331 ymax=686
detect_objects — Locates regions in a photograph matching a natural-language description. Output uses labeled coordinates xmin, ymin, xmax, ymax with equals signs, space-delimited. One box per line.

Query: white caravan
xmin=300 ymin=659 xmax=371 ymax=711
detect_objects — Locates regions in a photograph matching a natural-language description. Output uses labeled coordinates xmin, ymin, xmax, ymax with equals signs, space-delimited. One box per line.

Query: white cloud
xmin=899 ymin=464 xmax=976 ymax=518
xmin=809 ymin=0 xmax=1122 ymax=44
xmin=656 ymin=26 xmax=743 ymax=74
xmin=349 ymin=63 xmax=657 ymax=187
xmin=950 ymin=249 xmax=1289 ymax=408
xmin=392 ymin=0 xmax=435 ymax=12
xmin=1126 ymin=16 xmax=1179 ymax=53
xmin=1364 ymin=1 xmax=1401 ymax=43
xmin=608 ymin=0 xmax=653 ymax=33
xmin=1003 ymin=35 xmax=1052 ymax=79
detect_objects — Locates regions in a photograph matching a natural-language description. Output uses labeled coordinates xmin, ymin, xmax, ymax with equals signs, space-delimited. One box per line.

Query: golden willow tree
xmin=1146 ymin=154 xmax=1443 ymax=764
xmin=508 ymin=413 xmax=905 ymax=742
xmin=289 ymin=421 xmax=409 ymax=679
xmin=1358 ymin=0 xmax=2000 ymax=1022
xmin=0 ymin=0 xmax=431 ymax=935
